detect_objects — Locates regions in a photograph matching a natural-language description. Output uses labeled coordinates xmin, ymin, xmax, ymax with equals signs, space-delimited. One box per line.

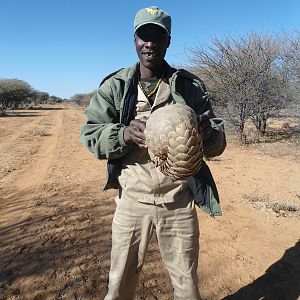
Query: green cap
xmin=134 ymin=6 xmax=171 ymax=35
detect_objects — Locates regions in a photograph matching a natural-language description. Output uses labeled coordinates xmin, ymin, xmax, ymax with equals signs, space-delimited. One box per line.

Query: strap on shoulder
xmin=177 ymin=69 xmax=199 ymax=81
xmin=176 ymin=69 xmax=207 ymax=95
xmin=99 ymin=68 xmax=124 ymax=87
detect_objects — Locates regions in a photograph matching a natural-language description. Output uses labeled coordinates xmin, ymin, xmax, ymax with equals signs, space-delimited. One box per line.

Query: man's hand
xmin=198 ymin=114 xmax=212 ymax=141
xmin=124 ymin=116 xmax=148 ymax=148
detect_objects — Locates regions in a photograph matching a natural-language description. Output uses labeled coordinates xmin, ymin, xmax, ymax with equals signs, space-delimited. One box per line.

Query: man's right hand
xmin=124 ymin=117 xmax=148 ymax=149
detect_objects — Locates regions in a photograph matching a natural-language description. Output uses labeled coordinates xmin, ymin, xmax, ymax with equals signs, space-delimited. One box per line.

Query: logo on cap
xmin=146 ymin=7 xmax=159 ymax=15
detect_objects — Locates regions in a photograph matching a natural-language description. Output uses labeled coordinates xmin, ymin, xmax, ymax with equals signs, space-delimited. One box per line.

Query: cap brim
xmin=135 ymin=22 xmax=170 ymax=35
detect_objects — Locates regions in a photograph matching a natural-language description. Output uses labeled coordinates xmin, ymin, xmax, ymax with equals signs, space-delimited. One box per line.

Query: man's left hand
xmin=198 ymin=114 xmax=212 ymax=141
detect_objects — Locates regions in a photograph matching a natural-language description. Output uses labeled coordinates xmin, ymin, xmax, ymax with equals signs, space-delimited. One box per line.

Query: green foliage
xmin=0 ymin=79 xmax=33 ymax=111
xmin=30 ymin=91 xmax=49 ymax=105
xmin=48 ymin=95 xmax=63 ymax=103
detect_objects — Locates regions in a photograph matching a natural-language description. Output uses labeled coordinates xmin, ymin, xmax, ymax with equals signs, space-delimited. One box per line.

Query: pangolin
xmin=144 ymin=103 xmax=203 ymax=180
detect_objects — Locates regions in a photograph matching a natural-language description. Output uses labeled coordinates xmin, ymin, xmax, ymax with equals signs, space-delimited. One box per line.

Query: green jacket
xmin=80 ymin=62 xmax=226 ymax=216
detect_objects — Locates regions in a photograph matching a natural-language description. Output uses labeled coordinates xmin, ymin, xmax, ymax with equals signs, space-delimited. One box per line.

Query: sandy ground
xmin=0 ymin=103 xmax=299 ymax=300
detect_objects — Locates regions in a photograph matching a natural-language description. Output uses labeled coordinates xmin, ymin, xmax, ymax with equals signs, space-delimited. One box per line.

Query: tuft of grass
xmin=242 ymin=191 xmax=269 ymax=203
xmin=242 ymin=191 xmax=298 ymax=216
xmin=31 ymin=129 xmax=50 ymax=137
xmin=270 ymin=202 xmax=298 ymax=214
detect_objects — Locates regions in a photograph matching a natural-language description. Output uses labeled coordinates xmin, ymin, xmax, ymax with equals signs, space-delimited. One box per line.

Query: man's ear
xmin=167 ymin=35 xmax=171 ymax=48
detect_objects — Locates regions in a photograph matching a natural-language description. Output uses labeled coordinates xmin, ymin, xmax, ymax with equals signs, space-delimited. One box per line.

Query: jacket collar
xmin=114 ymin=63 xmax=139 ymax=81
xmin=115 ymin=61 xmax=187 ymax=106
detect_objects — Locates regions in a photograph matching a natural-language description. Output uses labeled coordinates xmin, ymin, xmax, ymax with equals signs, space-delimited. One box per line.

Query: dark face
xmin=134 ymin=24 xmax=170 ymax=74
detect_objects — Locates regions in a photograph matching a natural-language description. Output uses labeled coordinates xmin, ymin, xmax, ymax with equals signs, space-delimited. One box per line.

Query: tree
xmin=70 ymin=93 xmax=85 ymax=105
xmin=187 ymin=33 xmax=290 ymax=140
xmin=281 ymin=31 xmax=300 ymax=83
xmin=48 ymin=95 xmax=62 ymax=103
xmin=29 ymin=91 xmax=50 ymax=105
xmin=69 ymin=91 xmax=96 ymax=106
xmin=0 ymin=79 xmax=33 ymax=113
xmin=280 ymin=31 xmax=300 ymax=113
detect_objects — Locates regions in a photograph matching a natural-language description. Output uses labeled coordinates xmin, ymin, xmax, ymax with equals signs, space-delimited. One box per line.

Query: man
xmin=80 ymin=6 xmax=226 ymax=299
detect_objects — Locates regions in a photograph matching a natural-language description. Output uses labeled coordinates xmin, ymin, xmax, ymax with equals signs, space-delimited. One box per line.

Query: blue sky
xmin=1 ymin=0 xmax=299 ymax=99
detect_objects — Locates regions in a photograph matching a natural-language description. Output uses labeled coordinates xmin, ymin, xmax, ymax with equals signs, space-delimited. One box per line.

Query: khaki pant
xmin=104 ymin=195 xmax=201 ymax=300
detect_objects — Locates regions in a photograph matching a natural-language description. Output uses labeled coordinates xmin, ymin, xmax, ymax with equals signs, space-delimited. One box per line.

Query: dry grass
xmin=30 ymin=129 xmax=50 ymax=137
xmin=271 ymin=202 xmax=298 ymax=213
xmin=242 ymin=191 xmax=298 ymax=216
xmin=223 ymin=110 xmax=300 ymax=146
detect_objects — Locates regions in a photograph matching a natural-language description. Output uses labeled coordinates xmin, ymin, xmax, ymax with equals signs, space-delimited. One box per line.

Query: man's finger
xmin=131 ymin=120 xmax=146 ymax=132
xmin=134 ymin=131 xmax=145 ymax=140
xmin=139 ymin=116 xmax=148 ymax=123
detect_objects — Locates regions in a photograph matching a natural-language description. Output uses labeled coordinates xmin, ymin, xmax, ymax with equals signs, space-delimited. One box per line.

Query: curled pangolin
xmin=144 ymin=103 xmax=203 ymax=180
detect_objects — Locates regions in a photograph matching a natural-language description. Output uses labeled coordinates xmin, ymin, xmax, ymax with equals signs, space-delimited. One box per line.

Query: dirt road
xmin=0 ymin=104 xmax=299 ymax=300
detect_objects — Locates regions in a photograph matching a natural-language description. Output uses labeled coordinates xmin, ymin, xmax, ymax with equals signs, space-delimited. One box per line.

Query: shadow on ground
xmin=0 ymin=183 xmax=172 ymax=300
xmin=223 ymin=240 xmax=300 ymax=300
xmin=0 ymin=183 xmax=114 ymax=299
xmin=29 ymin=106 xmax=66 ymax=111
xmin=0 ymin=112 xmax=44 ymax=118
xmin=0 ymin=106 xmax=66 ymax=118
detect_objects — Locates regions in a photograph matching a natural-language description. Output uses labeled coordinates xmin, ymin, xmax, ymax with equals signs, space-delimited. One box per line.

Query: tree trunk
xmin=258 ymin=114 xmax=267 ymax=135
